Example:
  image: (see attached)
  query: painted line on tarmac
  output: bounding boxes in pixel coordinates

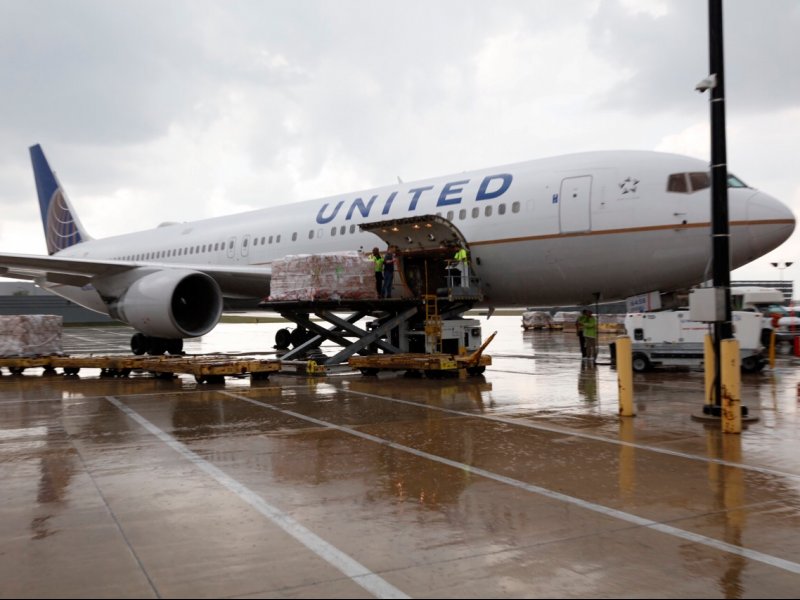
[339,387,800,482]
[223,390,800,577]
[105,395,410,600]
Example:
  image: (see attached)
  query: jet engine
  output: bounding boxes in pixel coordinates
[109,269,223,338]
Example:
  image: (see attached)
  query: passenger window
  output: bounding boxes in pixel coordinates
[292,232,298,241]
[260,236,265,245]
[458,209,466,220]
[472,207,479,218]
[485,206,492,217]
[499,204,506,215]
[268,235,273,244]
[276,235,281,243]
[349,225,356,234]
[331,227,337,236]
[512,201,520,213]
[667,173,689,193]
[446,210,454,221]
[340,226,346,235]
[308,230,314,239]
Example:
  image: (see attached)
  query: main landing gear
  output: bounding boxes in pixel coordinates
[130,333,184,356]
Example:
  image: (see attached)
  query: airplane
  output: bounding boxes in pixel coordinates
[0,144,794,355]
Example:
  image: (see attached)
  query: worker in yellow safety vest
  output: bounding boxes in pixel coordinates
[369,247,384,297]
[453,245,469,287]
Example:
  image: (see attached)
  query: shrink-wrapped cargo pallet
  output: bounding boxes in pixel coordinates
[269,252,377,301]
[0,315,63,357]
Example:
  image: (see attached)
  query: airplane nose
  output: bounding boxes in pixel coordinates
[745,190,796,254]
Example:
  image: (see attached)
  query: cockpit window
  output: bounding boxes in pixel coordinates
[668,171,749,194]
[667,173,688,193]
[727,173,748,188]
[688,172,710,192]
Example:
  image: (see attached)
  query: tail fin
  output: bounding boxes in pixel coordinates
[29,144,92,255]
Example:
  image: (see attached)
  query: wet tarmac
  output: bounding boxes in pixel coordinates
[1,316,799,599]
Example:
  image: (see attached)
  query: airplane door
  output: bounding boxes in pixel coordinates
[559,176,592,233]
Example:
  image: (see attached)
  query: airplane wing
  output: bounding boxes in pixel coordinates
[0,252,271,296]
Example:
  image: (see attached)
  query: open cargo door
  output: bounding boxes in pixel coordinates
[359,214,468,254]
[360,215,478,298]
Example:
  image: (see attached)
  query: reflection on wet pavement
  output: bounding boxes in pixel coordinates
[1,318,799,598]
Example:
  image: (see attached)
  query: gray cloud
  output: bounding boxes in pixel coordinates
[0,0,797,288]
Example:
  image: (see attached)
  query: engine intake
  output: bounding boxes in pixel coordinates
[110,270,223,338]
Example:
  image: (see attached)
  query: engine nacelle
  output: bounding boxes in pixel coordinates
[109,270,223,338]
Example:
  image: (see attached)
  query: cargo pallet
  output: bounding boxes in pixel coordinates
[0,354,280,384]
[348,352,492,377]
[348,331,495,377]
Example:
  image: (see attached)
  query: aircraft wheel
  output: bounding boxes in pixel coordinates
[632,353,651,373]
[290,328,308,348]
[148,337,167,355]
[64,367,80,376]
[275,328,291,349]
[467,365,486,376]
[131,333,148,355]
[166,338,184,355]
[360,368,379,376]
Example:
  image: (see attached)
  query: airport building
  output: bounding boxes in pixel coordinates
[0,281,115,324]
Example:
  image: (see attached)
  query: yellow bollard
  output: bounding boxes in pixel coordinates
[769,330,776,370]
[721,338,741,434]
[616,336,635,417]
[704,334,715,406]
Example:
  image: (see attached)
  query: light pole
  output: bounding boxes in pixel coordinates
[770,261,793,283]
[770,261,793,303]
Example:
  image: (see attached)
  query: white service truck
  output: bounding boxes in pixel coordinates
[624,310,769,372]
[730,286,785,312]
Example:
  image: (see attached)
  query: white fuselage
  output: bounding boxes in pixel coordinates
[47,150,795,311]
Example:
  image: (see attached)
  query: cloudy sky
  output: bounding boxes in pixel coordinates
[1,0,798,295]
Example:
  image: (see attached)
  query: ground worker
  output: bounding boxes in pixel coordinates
[453,244,469,287]
[369,247,384,297]
[582,309,599,364]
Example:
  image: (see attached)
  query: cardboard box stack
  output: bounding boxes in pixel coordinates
[269,252,377,301]
[0,315,63,357]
